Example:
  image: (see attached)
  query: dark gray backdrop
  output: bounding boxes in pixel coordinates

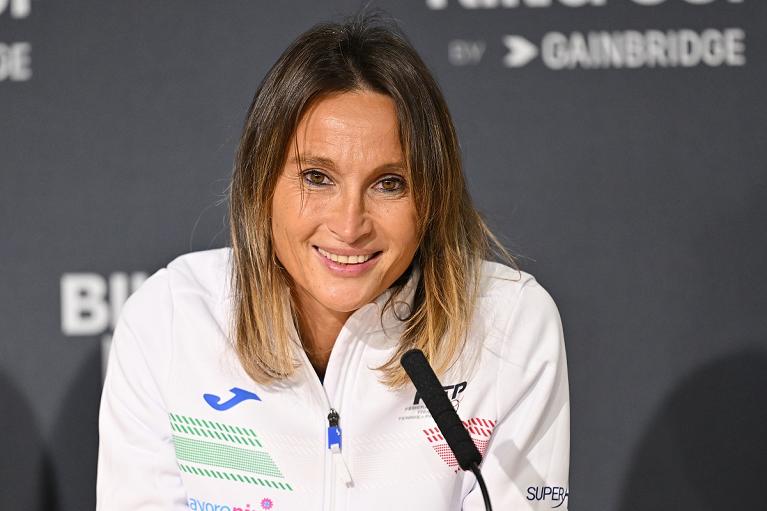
[2,0,765,509]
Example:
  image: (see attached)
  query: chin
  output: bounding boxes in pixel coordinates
[319,288,377,313]
[323,297,370,313]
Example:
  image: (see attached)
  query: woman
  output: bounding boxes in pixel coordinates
[97,14,569,511]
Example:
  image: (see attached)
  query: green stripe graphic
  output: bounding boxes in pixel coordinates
[172,435,283,478]
[169,413,262,447]
[177,463,293,491]
[168,412,293,490]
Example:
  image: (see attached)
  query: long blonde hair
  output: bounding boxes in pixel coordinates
[228,14,514,388]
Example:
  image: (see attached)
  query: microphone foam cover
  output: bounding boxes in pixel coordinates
[401,349,482,470]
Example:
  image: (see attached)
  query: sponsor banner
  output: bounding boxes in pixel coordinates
[0,42,31,81]
[506,28,746,69]
[428,0,744,10]
[434,0,748,70]
[0,0,30,18]
[1,0,32,81]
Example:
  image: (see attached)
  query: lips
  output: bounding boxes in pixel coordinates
[315,246,382,265]
[312,246,383,278]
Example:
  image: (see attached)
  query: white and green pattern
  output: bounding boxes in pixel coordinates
[169,413,293,491]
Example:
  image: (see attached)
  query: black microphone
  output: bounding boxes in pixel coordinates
[401,349,493,510]
[400,348,482,470]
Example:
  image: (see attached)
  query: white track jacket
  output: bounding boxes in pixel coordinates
[97,248,569,510]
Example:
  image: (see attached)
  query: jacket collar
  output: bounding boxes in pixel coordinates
[346,264,421,334]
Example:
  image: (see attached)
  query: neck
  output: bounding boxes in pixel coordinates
[292,290,352,377]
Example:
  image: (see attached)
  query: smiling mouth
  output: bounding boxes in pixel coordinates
[315,246,382,265]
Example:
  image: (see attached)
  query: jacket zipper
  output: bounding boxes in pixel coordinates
[295,346,353,510]
[326,408,343,510]
[322,404,352,511]
[293,311,369,509]
[327,408,352,484]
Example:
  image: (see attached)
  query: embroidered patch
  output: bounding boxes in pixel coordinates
[169,413,293,491]
[422,417,496,471]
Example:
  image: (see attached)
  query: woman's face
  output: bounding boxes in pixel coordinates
[271,90,419,317]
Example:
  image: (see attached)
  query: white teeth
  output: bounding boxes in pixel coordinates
[317,247,374,265]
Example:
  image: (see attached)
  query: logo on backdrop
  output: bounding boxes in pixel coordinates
[0,0,30,18]
[0,0,32,82]
[60,272,149,376]
[428,0,743,9]
[504,29,745,69]
[204,387,262,411]
[433,0,748,70]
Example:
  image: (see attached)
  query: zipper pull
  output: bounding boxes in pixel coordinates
[327,408,353,485]
[327,408,342,451]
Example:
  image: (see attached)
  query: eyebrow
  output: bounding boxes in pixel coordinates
[289,154,406,174]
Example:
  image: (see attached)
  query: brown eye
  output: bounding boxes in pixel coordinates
[376,176,405,193]
[303,170,330,186]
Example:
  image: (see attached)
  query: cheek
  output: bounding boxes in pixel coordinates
[270,217,288,265]
[271,200,301,264]
[272,214,307,260]
[378,202,419,255]
[271,185,317,247]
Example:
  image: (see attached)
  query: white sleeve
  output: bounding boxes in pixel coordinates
[96,269,188,510]
[463,280,570,510]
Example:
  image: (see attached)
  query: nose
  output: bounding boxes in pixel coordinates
[325,188,372,244]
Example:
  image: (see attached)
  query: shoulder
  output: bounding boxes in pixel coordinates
[475,260,564,364]
[477,260,559,317]
[119,247,232,330]
[109,248,233,381]
[165,247,232,298]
